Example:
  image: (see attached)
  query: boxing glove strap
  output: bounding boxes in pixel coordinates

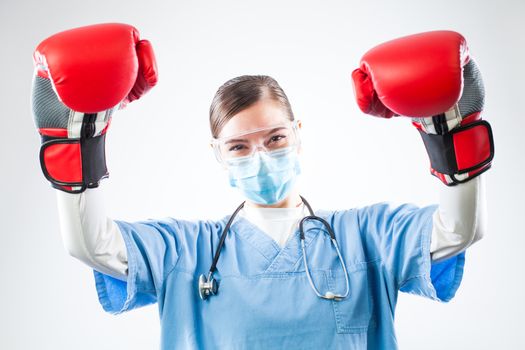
[418,120,494,176]
[39,133,108,193]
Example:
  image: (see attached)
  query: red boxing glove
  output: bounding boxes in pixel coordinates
[32,23,158,192]
[351,31,494,185]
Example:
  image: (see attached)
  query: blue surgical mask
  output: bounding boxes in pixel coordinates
[227,146,301,205]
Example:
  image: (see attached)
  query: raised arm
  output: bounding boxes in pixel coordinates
[31,23,158,279]
[351,31,494,260]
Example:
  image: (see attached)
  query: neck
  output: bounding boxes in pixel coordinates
[246,189,302,209]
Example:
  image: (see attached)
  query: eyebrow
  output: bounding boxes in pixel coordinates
[223,127,287,145]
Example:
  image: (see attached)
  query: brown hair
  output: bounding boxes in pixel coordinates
[209,75,295,138]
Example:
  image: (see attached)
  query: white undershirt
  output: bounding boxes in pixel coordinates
[240,204,308,248]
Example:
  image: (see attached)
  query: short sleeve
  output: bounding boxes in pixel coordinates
[93,218,181,315]
[358,202,465,302]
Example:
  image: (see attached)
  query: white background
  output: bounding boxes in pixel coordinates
[1,0,524,349]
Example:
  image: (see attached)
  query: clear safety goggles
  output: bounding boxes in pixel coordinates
[211,120,301,165]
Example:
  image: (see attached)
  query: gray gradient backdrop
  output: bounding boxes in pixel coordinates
[1,0,523,349]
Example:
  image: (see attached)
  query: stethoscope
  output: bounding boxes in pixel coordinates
[198,196,350,301]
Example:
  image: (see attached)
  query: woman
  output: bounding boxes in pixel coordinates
[33,24,491,349]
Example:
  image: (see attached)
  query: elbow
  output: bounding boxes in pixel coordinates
[469,214,486,246]
[431,216,485,263]
[472,230,484,244]
[466,195,488,248]
[452,216,484,250]
[430,209,480,262]
[63,243,79,259]
[448,228,477,252]
[443,219,485,253]
[60,232,96,264]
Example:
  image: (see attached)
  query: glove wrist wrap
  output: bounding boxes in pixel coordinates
[417,118,494,185]
[39,124,109,193]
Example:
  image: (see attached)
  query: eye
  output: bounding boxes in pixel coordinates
[228,144,248,152]
[268,134,286,144]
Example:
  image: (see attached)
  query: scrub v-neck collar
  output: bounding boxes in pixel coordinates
[229,210,332,274]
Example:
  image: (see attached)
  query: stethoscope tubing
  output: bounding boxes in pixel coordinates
[208,201,245,275]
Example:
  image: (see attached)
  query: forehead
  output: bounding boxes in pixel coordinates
[218,99,290,139]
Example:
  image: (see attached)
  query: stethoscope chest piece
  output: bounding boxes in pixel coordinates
[199,273,218,300]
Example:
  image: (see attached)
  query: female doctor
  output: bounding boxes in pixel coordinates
[32,24,493,349]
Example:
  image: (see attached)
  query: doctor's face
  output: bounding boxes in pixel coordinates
[215,98,302,208]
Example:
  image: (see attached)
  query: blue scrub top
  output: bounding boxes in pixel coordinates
[93,202,465,350]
